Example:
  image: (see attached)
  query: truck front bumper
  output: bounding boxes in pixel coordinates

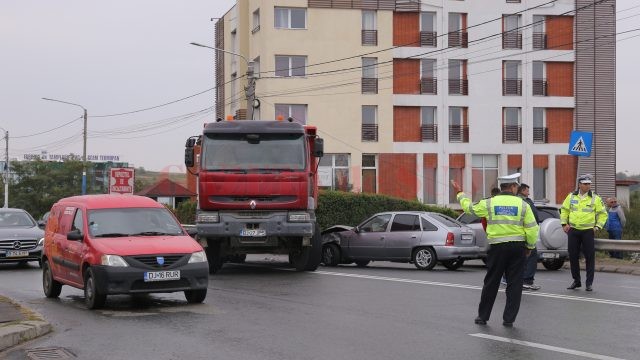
[197,211,314,239]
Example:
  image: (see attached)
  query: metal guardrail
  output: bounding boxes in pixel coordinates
[594,239,640,252]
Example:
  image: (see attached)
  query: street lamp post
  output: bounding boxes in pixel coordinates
[42,98,88,195]
[190,42,257,120]
[0,127,8,208]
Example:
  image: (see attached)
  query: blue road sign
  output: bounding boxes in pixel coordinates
[568,131,592,156]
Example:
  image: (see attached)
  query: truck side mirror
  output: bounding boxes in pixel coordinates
[313,138,324,158]
[185,147,195,168]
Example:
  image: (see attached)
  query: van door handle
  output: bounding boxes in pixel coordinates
[411,235,417,238]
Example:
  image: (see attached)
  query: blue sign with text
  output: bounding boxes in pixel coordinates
[568,131,592,156]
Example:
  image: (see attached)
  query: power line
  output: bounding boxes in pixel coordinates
[11,116,82,139]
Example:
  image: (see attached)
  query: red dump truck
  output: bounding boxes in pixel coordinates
[184,119,324,273]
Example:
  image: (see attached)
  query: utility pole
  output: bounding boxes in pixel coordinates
[2,130,8,208]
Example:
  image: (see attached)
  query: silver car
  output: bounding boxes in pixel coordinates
[321,211,481,270]
[0,208,45,267]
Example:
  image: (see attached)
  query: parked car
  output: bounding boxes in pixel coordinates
[0,208,44,267]
[456,203,568,270]
[321,211,481,270]
[41,195,210,309]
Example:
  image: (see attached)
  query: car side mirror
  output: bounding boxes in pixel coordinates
[67,229,83,241]
[313,138,324,158]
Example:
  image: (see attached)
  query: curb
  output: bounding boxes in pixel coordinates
[561,263,640,276]
[0,296,52,352]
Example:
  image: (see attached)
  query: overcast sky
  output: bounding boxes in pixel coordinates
[1,0,638,174]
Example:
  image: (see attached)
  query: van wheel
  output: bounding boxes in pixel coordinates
[184,289,207,303]
[84,268,106,309]
[441,259,465,271]
[413,247,437,270]
[42,260,62,298]
[542,258,565,271]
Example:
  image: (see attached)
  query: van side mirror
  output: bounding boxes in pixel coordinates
[313,137,324,158]
[67,229,83,241]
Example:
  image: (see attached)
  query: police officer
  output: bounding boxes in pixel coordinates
[452,173,538,327]
[561,174,608,291]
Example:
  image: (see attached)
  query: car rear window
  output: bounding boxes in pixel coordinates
[537,207,560,221]
[457,213,481,224]
[429,213,462,228]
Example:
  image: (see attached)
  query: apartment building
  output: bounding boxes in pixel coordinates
[213,0,615,207]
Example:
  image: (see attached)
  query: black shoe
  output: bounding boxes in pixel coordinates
[586,285,593,291]
[474,317,487,325]
[567,281,582,290]
[503,321,513,327]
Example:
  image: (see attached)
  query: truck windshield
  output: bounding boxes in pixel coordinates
[202,133,306,171]
[87,208,184,238]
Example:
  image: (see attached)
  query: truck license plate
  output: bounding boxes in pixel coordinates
[240,229,266,237]
[6,250,29,258]
[144,270,180,282]
[541,253,559,259]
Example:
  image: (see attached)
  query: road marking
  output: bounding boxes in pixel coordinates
[469,333,626,360]
[313,270,640,308]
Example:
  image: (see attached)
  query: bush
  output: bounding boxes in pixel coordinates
[175,200,196,224]
[316,190,457,230]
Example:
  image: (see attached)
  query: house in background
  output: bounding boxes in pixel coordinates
[136,178,195,208]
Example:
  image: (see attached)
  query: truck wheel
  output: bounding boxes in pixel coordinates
[205,241,223,274]
[42,260,62,298]
[291,224,322,272]
[184,289,207,303]
[84,268,106,309]
[542,257,565,271]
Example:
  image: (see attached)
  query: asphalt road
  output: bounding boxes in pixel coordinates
[1,257,639,360]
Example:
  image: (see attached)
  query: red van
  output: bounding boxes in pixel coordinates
[41,195,209,309]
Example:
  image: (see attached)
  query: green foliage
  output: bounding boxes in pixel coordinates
[316,190,457,230]
[175,200,196,224]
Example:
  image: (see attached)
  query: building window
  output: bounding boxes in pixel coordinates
[420,12,437,47]
[503,107,522,143]
[471,155,499,202]
[421,106,437,142]
[230,73,238,115]
[423,166,437,204]
[362,154,377,193]
[275,55,306,77]
[319,154,350,191]
[448,13,468,48]
[275,104,307,124]
[274,7,306,29]
[448,59,468,95]
[502,14,522,49]
[420,59,437,94]
[449,168,463,204]
[503,61,522,96]
[252,9,260,33]
[362,57,378,94]
[533,108,548,143]
[532,15,547,49]
[449,107,468,142]
[361,106,378,142]
[532,61,547,96]
[362,10,377,46]
[533,167,548,201]
[253,56,260,79]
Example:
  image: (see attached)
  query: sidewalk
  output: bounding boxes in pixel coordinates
[0,295,51,352]
[562,256,640,276]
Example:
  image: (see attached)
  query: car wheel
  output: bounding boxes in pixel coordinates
[354,260,370,267]
[322,243,340,267]
[42,260,62,298]
[413,247,437,270]
[441,259,465,271]
[542,257,565,271]
[184,289,207,303]
[84,268,106,310]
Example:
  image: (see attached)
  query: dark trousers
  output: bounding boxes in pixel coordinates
[478,241,526,323]
[523,248,538,284]
[608,230,623,259]
[568,228,595,286]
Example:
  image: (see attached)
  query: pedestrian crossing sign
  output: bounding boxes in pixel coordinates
[568,131,592,156]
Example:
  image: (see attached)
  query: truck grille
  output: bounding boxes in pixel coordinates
[0,239,38,250]
[211,195,297,203]
[126,254,187,269]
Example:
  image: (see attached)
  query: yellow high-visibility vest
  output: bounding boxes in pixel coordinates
[560,191,607,230]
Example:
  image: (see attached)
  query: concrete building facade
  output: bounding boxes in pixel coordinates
[213,0,616,207]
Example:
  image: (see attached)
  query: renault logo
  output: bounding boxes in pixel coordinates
[249,200,257,210]
[13,241,21,250]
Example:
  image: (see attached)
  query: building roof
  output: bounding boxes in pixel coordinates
[616,179,640,186]
[136,178,195,197]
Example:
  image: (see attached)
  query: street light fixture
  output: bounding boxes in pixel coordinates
[41,98,88,195]
[190,42,257,120]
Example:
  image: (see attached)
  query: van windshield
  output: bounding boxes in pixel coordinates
[87,208,183,238]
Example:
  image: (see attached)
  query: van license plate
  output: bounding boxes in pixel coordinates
[144,270,180,282]
[6,250,29,258]
[240,229,266,237]
[541,253,559,259]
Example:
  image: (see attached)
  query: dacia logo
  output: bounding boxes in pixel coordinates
[249,200,257,210]
[157,256,165,265]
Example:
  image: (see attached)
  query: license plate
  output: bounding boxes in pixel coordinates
[6,250,29,258]
[461,234,473,244]
[144,270,180,282]
[541,253,559,259]
[240,229,266,237]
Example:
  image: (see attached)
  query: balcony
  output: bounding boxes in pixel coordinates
[448,79,468,95]
[420,77,437,94]
[361,77,378,94]
[532,79,548,96]
[361,124,378,142]
[420,31,437,47]
[503,78,522,96]
[533,127,548,143]
[362,30,378,46]
[449,124,469,143]
[448,31,468,48]
[421,124,438,142]
[502,31,522,49]
[502,125,522,143]
[533,32,547,49]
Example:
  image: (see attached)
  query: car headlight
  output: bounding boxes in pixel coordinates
[288,212,310,222]
[37,238,44,247]
[101,254,129,267]
[188,250,207,263]
[197,211,219,223]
